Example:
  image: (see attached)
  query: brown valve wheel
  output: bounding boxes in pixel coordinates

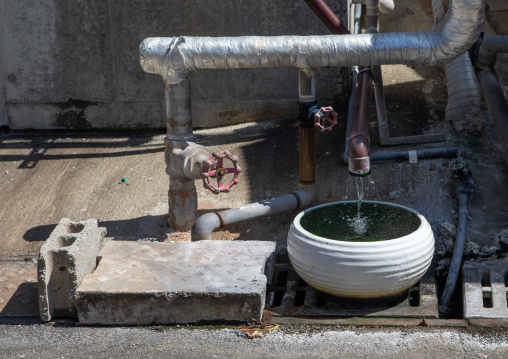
[314,106,338,132]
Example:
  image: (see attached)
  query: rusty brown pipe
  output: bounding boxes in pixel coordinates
[299,121,316,185]
[304,0,349,35]
[348,67,373,176]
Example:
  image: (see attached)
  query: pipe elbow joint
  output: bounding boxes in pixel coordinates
[295,184,317,209]
[191,213,221,241]
[140,37,188,84]
[348,135,371,176]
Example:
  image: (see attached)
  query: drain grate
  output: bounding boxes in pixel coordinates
[266,262,438,318]
[463,260,508,319]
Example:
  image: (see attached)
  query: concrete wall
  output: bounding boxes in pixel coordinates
[0,0,348,130]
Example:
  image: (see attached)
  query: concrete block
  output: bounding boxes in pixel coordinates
[463,260,508,319]
[75,240,276,325]
[38,218,107,322]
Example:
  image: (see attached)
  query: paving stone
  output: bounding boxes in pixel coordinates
[75,240,276,325]
[38,218,107,321]
[0,260,38,317]
[463,260,508,319]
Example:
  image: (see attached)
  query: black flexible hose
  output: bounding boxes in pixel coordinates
[439,167,473,315]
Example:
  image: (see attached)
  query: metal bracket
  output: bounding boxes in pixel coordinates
[372,65,446,146]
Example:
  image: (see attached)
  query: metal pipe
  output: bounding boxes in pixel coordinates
[439,167,473,315]
[348,67,373,176]
[191,186,316,241]
[343,4,363,164]
[299,121,316,185]
[304,0,349,35]
[432,0,481,129]
[140,0,485,85]
[477,68,508,166]
[348,0,377,177]
[298,70,316,103]
[478,34,508,68]
[165,80,193,140]
[370,147,463,162]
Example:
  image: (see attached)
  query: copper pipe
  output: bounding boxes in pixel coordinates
[304,0,349,35]
[348,67,373,176]
[299,121,316,185]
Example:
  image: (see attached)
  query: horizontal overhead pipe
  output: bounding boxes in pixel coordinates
[140,0,485,84]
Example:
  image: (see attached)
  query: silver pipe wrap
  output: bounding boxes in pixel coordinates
[140,0,485,84]
[433,0,481,125]
[444,53,481,124]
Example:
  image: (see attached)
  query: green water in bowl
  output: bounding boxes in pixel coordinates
[300,202,421,242]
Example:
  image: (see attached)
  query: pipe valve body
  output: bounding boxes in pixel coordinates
[201,150,241,194]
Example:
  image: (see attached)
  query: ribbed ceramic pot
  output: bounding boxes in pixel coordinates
[287,201,434,299]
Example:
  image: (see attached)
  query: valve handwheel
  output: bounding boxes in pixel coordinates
[314,106,338,132]
[201,150,241,194]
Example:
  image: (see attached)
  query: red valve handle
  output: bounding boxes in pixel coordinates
[314,106,338,132]
[201,150,241,194]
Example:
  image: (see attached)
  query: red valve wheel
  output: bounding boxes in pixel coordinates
[201,150,241,194]
[314,106,338,132]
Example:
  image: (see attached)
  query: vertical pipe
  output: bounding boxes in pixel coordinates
[165,80,193,140]
[478,68,508,166]
[165,79,197,230]
[168,177,198,231]
[299,121,316,185]
[298,70,316,103]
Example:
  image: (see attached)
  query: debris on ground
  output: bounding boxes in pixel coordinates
[117,177,128,184]
[239,319,280,339]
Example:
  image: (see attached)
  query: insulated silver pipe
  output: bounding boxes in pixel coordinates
[140,0,485,85]
[432,0,481,129]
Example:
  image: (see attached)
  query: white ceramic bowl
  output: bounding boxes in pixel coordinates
[287,201,434,299]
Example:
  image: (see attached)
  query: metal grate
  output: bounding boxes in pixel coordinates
[463,260,508,319]
[266,262,439,318]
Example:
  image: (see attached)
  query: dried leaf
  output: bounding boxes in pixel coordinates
[244,330,265,339]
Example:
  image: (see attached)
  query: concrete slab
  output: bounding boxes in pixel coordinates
[38,218,107,321]
[463,260,508,319]
[75,240,276,325]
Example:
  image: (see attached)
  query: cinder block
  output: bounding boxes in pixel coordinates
[463,260,508,319]
[75,240,276,325]
[37,218,107,321]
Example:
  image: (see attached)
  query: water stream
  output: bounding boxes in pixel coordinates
[350,175,375,236]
